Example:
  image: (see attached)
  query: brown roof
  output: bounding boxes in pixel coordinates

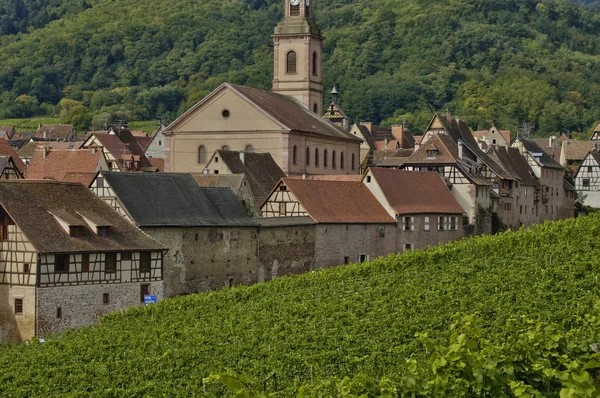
[0,138,26,174]
[405,133,458,164]
[63,172,99,187]
[35,124,75,140]
[0,180,165,253]
[192,174,246,193]
[413,135,423,144]
[518,139,564,170]
[0,126,15,139]
[218,150,286,205]
[286,174,364,182]
[282,178,395,224]
[134,136,151,149]
[487,146,539,186]
[87,131,152,170]
[369,168,464,215]
[228,84,361,143]
[562,141,596,161]
[148,158,164,172]
[17,141,77,159]
[26,149,102,181]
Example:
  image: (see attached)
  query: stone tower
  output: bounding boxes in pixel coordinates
[272,0,324,114]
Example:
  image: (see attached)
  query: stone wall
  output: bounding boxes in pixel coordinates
[258,224,316,282]
[36,281,163,338]
[397,214,464,252]
[314,224,396,268]
[0,285,35,343]
[144,226,259,297]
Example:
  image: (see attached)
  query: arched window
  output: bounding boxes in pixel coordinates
[198,145,206,163]
[332,151,336,169]
[221,145,230,151]
[315,148,319,167]
[340,152,345,169]
[245,145,255,153]
[324,149,328,168]
[306,147,310,166]
[351,153,356,170]
[293,145,297,165]
[286,51,297,74]
[313,103,318,114]
[312,52,318,76]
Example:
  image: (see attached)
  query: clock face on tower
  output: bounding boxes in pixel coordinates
[290,0,300,5]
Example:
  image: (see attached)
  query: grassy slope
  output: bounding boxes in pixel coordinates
[0,215,599,396]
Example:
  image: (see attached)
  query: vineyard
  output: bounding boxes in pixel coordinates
[1,215,600,396]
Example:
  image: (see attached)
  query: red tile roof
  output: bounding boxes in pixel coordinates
[286,174,363,181]
[148,158,164,172]
[26,149,102,182]
[282,178,395,224]
[0,138,26,174]
[63,172,98,186]
[369,168,464,215]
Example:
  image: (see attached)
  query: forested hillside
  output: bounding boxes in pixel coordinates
[1,215,600,396]
[2,0,600,134]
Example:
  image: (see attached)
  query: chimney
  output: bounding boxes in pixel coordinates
[457,141,463,160]
[560,140,568,167]
[384,138,388,147]
[91,147,96,155]
[42,146,48,159]
[360,122,373,133]
[239,152,245,165]
[549,136,556,147]
[391,125,404,147]
[302,173,307,180]
[202,168,209,175]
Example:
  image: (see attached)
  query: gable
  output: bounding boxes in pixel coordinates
[169,87,286,133]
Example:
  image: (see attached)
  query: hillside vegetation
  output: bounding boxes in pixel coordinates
[2,0,600,134]
[1,215,600,396]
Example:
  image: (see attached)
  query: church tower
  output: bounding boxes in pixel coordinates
[272,0,324,115]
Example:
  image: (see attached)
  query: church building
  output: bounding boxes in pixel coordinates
[163,0,361,175]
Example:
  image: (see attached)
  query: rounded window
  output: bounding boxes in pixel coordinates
[221,109,231,119]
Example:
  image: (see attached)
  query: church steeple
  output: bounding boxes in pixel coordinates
[272,0,324,114]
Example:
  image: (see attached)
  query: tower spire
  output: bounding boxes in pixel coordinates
[331,86,338,104]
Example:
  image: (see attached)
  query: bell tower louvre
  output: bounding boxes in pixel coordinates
[272,0,324,115]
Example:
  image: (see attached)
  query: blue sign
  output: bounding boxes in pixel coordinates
[144,295,157,306]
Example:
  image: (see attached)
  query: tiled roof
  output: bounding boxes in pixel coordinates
[0,180,165,253]
[217,150,286,205]
[562,141,596,161]
[282,178,395,224]
[285,174,364,181]
[487,146,539,186]
[134,136,151,149]
[229,84,361,142]
[34,124,75,140]
[26,149,102,181]
[148,158,164,172]
[101,172,257,227]
[17,141,76,159]
[405,133,458,164]
[88,131,152,170]
[518,139,564,170]
[63,172,99,187]
[192,174,245,193]
[0,138,26,174]
[369,168,464,215]
[356,124,376,149]
[0,126,15,139]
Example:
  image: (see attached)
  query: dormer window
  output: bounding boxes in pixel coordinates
[97,226,110,237]
[426,150,437,159]
[69,226,85,237]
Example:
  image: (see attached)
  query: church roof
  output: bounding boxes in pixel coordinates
[229,84,361,142]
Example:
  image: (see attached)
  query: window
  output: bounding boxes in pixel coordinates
[197,145,206,163]
[55,254,70,273]
[97,176,104,188]
[366,176,372,183]
[228,278,234,287]
[290,3,300,16]
[324,149,328,168]
[358,254,368,263]
[214,170,219,175]
[82,254,90,272]
[105,253,116,273]
[340,152,345,169]
[245,145,255,153]
[306,147,310,166]
[97,226,110,237]
[103,293,110,305]
[344,256,350,265]
[279,202,286,216]
[426,150,437,159]
[403,216,413,231]
[332,151,336,169]
[438,216,445,231]
[503,203,511,211]
[293,145,297,165]
[140,252,151,273]
[351,153,356,170]
[315,148,319,167]
[0,225,7,242]
[214,157,219,163]
[312,51,318,76]
[221,145,230,151]
[14,298,23,314]
[378,226,385,238]
[450,216,457,231]
[424,216,430,231]
[221,109,230,119]
[141,284,150,303]
[56,307,62,319]
[313,104,318,114]
[286,51,297,74]
[23,263,30,273]
[404,244,413,252]
[121,252,132,261]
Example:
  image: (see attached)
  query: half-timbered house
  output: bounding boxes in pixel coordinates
[80,128,153,172]
[574,150,600,208]
[0,180,166,343]
[261,178,396,268]
[25,148,108,184]
[362,168,465,252]
[90,172,259,297]
[0,156,24,180]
